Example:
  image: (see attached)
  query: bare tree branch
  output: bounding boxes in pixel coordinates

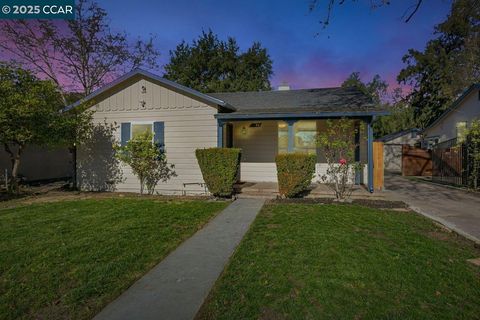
[0,0,160,99]
[309,0,425,29]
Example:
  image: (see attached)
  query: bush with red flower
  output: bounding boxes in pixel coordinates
[317,118,365,200]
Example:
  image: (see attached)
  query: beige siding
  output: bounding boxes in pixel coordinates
[77,76,217,195]
[232,120,278,162]
[424,89,480,142]
[240,163,277,182]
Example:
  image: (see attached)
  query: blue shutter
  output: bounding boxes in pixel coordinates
[154,121,165,151]
[121,123,131,146]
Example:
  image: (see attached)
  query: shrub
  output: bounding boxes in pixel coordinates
[276,153,316,198]
[317,118,364,200]
[116,131,176,195]
[195,148,241,197]
[466,120,480,190]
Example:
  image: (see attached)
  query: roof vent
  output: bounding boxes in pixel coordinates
[278,82,290,91]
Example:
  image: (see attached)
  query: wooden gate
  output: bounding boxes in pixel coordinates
[373,142,384,190]
[402,145,432,176]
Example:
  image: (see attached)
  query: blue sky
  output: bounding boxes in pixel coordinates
[103,0,451,90]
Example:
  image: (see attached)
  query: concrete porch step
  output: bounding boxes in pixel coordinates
[235,182,386,200]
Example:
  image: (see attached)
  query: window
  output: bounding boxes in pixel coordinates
[131,123,153,139]
[277,120,317,155]
[294,121,317,154]
[278,122,288,154]
[456,121,467,142]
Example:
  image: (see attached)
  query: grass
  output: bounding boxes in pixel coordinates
[198,203,480,320]
[0,198,227,320]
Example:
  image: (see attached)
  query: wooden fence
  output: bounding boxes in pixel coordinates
[402,145,432,176]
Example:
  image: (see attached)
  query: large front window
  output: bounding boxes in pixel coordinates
[278,120,317,154]
[293,121,317,154]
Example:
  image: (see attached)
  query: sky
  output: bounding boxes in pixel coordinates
[100,0,451,92]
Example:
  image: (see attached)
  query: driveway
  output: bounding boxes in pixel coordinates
[385,174,480,243]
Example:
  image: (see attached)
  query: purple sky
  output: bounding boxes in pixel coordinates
[100,0,451,91]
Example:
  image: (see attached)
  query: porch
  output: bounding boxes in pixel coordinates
[210,87,389,193]
[217,118,375,192]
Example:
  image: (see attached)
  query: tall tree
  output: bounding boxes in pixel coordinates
[341,72,388,104]
[164,30,272,93]
[0,0,158,188]
[397,0,480,128]
[0,64,92,192]
[342,72,416,138]
[0,0,159,102]
[372,88,417,138]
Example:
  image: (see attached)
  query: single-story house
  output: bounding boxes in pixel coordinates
[377,128,421,173]
[67,69,387,195]
[423,83,480,147]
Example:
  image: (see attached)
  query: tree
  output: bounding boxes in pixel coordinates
[0,63,92,192]
[341,72,388,104]
[164,30,273,93]
[309,0,425,28]
[317,118,364,200]
[397,0,480,128]
[372,88,416,138]
[0,0,160,101]
[341,72,416,138]
[466,120,480,190]
[116,131,176,195]
[0,0,159,188]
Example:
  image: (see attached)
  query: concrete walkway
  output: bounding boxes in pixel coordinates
[385,174,480,243]
[94,198,265,320]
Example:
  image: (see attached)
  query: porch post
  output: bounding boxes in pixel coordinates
[367,118,374,193]
[287,120,296,153]
[217,120,224,148]
[354,121,361,185]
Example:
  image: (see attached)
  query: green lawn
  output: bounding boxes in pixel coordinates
[198,203,480,320]
[0,198,227,320]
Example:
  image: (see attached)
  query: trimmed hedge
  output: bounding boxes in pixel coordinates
[195,148,242,197]
[276,153,316,198]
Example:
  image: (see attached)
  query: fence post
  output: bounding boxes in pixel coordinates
[373,142,384,190]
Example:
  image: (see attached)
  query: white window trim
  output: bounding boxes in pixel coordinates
[130,121,154,142]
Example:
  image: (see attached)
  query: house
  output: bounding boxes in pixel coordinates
[377,128,421,173]
[423,83,480,146]
[67,69,387,195]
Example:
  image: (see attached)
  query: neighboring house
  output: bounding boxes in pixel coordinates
[423,83,480,147]
[0,146,72,182]
[377,128,421,173]
[67,69,387,195]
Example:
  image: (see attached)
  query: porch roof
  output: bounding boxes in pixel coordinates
[211,87,389,120]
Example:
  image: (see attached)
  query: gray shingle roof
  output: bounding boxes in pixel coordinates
[210,87,385,116]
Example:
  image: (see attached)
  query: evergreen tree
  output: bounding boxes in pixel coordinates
[397,0,480,128]
[164,30,273,93]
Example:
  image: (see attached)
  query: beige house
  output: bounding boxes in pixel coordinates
[423,83,480,146]
[68,69,387,195]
